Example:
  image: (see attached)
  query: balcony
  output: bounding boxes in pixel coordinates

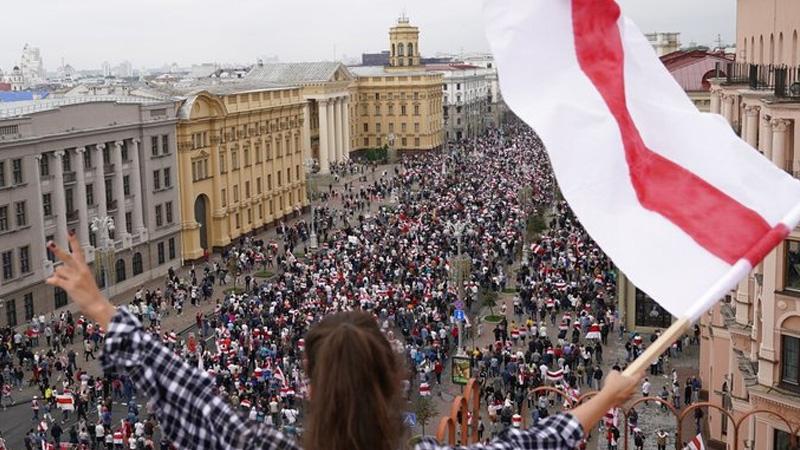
[63,172,76,184]
[720,62,800,100]
[107,199,118,211]
[66,210,79,223]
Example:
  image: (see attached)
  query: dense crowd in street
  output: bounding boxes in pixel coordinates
[0,122,700,450]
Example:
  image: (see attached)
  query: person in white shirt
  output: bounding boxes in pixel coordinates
[641,378,652,405]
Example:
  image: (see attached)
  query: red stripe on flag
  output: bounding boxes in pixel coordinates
[570,0,783,266]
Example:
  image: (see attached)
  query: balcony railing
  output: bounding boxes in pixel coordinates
[720,62,800,99]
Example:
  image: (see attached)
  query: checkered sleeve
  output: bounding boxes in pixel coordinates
[101,307,299,450]
[415,413,584,450]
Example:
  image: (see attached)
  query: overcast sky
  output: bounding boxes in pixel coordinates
[1,0,734,71]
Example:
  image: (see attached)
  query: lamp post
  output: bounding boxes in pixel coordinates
[90,216,115,293]
[518,186,533,263]
[446,221,470,356]
[386,133,397,164]
[303,159,318,249]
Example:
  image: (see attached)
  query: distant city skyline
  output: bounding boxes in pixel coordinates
[1,0,735,72]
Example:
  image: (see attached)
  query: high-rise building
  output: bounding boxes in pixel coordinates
[427,64,491,142]
[702,1,800,448]
[20,44,45,86]
[645,32,681,56]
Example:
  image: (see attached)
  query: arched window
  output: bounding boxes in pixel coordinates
[398,43,405,57]
[391,43,395,58]
[751,37,755,64]
[779,316,800,390]
[770,33,775,64]
[759,35,765,65]
[779,32,785,65]
[407,43,414,56]
[132,252,143,276]
[793,31,798,66]
[115,258,126,283]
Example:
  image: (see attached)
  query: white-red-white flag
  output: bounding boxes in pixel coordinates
[55,394,74,411]
[484,0,800,320]
[683,433,706,450]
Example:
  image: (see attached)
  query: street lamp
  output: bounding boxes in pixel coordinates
[446,221,469,356]
[90,216,115,291]
[303,159,319,249]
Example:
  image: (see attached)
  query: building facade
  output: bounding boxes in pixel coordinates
[349,16,445,154]
[702,1,800,448]
[173,84,308,260]
[646,32,681,56]
[429,64,491,142]
[245,62,354,174]
[661,50,735,112]
[20,44,45,87]
[0,97,182,327]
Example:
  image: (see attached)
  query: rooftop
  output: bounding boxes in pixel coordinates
[245,62,349,84]
[348,65,431,77]
[0,95,167,119]
[161,80,296,97]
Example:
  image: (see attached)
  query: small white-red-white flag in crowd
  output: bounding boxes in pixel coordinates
[55,394,74,411]
[419,382,431,397]
[484,0,800,320]
[546,369,564,382]
[683,433,706,450]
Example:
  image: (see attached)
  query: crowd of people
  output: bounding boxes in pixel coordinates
[0,121,700,450]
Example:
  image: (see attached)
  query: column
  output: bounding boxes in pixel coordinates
[759,114,773,160]
[343,96,351,161]
[335,97,345,163]
[710,89,721,115]
[771,118,790,171]
[74,148,90,246]
[33,155,49,266]
[52,151,68,246]
[720,95,731,124]
[744,106,759,148]
[326,99,336,167]
[318,99,330,174]
[302,103,312,161]
[95,144,108,221]
[112,141,127,237]
[129,139,145,235]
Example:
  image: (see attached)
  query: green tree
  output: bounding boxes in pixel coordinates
[226,256,241,289]
[413,395,437,436]
[481,288,499,316]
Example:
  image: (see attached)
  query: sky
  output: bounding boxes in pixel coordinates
[0,0,735,71]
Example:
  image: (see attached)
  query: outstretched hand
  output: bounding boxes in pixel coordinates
[45,231,116,328]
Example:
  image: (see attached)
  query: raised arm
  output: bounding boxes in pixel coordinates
[45,232,294,450]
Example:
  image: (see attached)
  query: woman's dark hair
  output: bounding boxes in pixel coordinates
[304,311,407,450]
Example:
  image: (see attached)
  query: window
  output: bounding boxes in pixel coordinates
[363,123,369,132]
[232,150,239,169]
[86,184,94,206]
[105,179,113,207]
[0,162,6,188]
[157,242,165,264]
[363,137,369,147]
[120,144,128,162]
[89,229,96,248]
[257,177,262,194]
[245,181,251,199]
[12,158,23,184]
[389,123,395,133]
[457,83,462,90]
[376,123,382,133]
[782,334,800,389]
[163,168,171,188]
[15,201,26,227]
[235,213,240,229]
[287,168,291,183]
[244,148,250,166]
[168,238,176,259]
[5,299,16,327]
[233,185,239,202]
[277,172,282,187]
[774,429,800,450]
[0,206,8,231]
[153,170,161,190]
[219,152,227,173]
[267,175,272,190]
[401,137,407,147]
[2,250,13,280]
[23,293,33,320]
[125,212,132,233]
[634,288,672,328]
[785,241,800,291]
[54,287,68,309]
[46,234,55,262]
[414,105,420,116]
[115,259,126,282]
[258,204,263,219]
[102,146,110,165]
[221,188,227,207]
[42,193,52,217]
[414,138,420,147]
[19,246,29,274]
[414,123,420,133]
[65,188,74,214]
[165,201,173,224]
[161,135,169,154]
[123,175,131,196]
[83,149,92,169]
[401,123,407,133]
[40,155,50,177]
[155,205,163,227]
[401,105,407,116]
[247,208,252,224]
[132,252,143,275]
[151,136,159,156]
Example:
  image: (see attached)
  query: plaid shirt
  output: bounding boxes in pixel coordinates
[102,308,584,450]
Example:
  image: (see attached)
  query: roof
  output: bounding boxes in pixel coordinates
[0,91,50,103]
[659,50,734,92]
[245,62,351,84]
[0,95,167,119]
[348,65,432,77]
[165,81,295,96]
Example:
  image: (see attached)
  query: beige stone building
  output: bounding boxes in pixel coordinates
[701,1,800,448]
[349,16,445,154]
[172,83,308,260]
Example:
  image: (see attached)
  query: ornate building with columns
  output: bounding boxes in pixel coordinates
[700,0,800,448]
[349,15,445,154]
[244,62,354,174]
[0,97,181,327]
[171,83,308,260]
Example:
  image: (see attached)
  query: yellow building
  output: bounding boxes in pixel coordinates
[349,15,444,154]
[174,83,308,260]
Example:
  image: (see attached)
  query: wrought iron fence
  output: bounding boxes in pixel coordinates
[720,62,800,99]
[434,380,800,450]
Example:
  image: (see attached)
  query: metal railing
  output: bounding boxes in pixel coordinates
[720,62,800,99]
[0,95,164,119]
[434,379,800,449]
